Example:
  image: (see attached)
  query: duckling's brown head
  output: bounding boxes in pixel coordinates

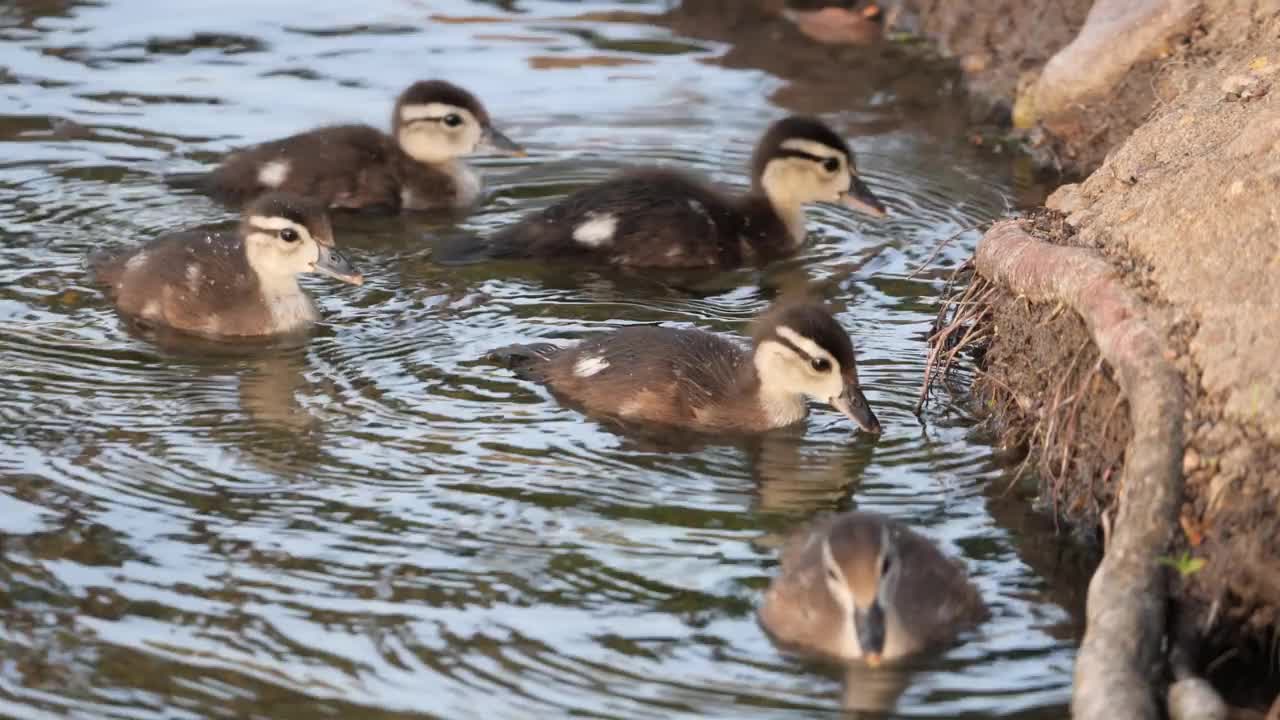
[751,302,880,433]
[822,514,902,663]
[240,193,362,286]
[751,115,887,219]
[392,80,524,164]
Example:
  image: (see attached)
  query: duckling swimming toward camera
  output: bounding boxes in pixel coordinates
[490,301,880,434]
[759,511,986,666]
[470,115,885,268]
[90,192,363,339]
[202,80,524,212]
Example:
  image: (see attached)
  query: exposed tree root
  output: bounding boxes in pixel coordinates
[969,221,1186,720]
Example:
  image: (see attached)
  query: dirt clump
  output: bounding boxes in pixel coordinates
[906,0,1095,122]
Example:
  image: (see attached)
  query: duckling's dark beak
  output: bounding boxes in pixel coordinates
[479,126,526,157]
[832,383,881,434]
[841,175,888,218]
[855,601,886,665]
[313,244,364,286]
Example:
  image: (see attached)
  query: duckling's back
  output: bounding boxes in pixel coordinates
[90,232,266,335]
[483,168,755,268]
[204,125,404,210]
[492,326,756,429]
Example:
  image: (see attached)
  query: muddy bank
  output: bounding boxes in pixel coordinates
[918,0,1280,713]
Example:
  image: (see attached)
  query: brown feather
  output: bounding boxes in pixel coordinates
[483,168,789,268]
[525,326,766,431]
[204,124,458,212]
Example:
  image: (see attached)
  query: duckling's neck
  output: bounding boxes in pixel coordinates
[748,352,809,429]
[752,179,808,247]
[399,154,481,209]
[254,270,318,333]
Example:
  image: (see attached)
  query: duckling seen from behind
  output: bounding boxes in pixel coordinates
[489,301,881,435]
[202,80,524,212]
[91,192,363,339]
[469,115,886,268]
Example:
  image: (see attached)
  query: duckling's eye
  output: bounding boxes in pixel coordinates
[880,556,893,576]
[822,157,840,173]
[811,357,832,373]
[827,568,840,582]
[442,114,463,128]
[279,228,299,243]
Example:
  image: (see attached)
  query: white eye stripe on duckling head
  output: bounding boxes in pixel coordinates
[124,251,149,272]
[573,355,610,377]
[572,214,617,248]
[400,103,474,126]
[257,160,290,188]
[775,326,840,371]
[247,216,312,242]
[780,138,849,170]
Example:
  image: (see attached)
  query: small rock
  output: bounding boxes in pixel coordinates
[961,52,992,74]
[1222,73,1270,101]
[1168,675,1227,720]
[1183,448,1201,473]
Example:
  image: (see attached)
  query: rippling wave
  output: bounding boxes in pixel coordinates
[0,1,1082,717]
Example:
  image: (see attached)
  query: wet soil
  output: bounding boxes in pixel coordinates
[907,0,1095,124]
[970,217,1132,542]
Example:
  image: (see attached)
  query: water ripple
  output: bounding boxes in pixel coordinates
[0,1,1080,718]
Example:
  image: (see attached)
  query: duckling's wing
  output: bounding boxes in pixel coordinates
[485,170,739,266]
[892,526,987,643]
[95,231,255,319]
[539,326,749,423]
[87,231,208,295]
[205,125,401,211]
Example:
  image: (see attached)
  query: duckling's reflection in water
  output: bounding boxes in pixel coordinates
[840,662,913,716]
[233,350,334,475]
[121,322,326,471]
[749,429,876,514]
[238,352,318,433]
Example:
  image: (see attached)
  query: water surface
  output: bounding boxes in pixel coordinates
[0,2,1087,717]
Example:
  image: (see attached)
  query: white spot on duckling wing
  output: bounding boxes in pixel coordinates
[687,199,713,224]
[185,264,203,291]
[572,214,617,248]
[124,252,149,272]
[573,355,610,377]
[257,159,290,188]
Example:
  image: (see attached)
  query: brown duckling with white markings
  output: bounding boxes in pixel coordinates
[759,512,986,666]
[202,80,524,212]
[91,192,363,339]
[473,115,885,268]
[489,301,880,434]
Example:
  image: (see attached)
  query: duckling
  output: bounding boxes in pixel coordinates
[202,80,524,212]
[489,301,880,434]
[90,192,363,339]
[471,115,885,268]
[759,511,987,666]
